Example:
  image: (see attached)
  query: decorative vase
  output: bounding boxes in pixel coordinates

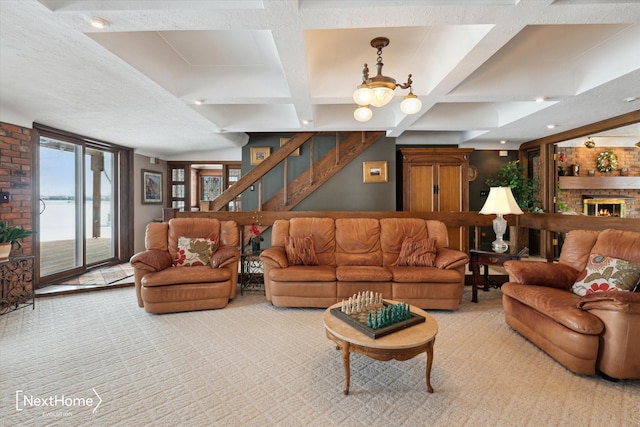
[251,239,260,253]
[0,243,11,260]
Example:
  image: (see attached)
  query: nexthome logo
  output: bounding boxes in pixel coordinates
[15,388,102,416]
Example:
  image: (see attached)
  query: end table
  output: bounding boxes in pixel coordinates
[240,251,264,295]
[470,248,525,303]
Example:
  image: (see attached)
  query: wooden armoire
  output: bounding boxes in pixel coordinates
[401,148,473,251]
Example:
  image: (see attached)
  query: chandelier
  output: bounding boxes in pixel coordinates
[353,37,422,122]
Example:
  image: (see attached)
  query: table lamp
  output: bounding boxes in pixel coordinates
[479,187,523,253]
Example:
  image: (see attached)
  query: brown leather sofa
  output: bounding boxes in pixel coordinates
[130,218,240,314]
[502,229,640,379]
[259,217,469,309]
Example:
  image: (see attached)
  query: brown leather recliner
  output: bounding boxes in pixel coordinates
[130,218,240,314]
[502,229,640,380]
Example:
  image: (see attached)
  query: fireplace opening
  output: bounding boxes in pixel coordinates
[582,196,628,217]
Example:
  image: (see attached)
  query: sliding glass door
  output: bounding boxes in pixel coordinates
[38,136,117,282]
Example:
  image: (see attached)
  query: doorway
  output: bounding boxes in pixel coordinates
[37,135,118,283]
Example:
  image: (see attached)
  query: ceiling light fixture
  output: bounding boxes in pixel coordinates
[353,37,421,122]
[535,97,545,103]
[89,17,109,29]
[583,136,596,148]
[547,124,556,129]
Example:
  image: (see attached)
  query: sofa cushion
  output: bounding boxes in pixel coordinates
[397,237,437,267]
[269,265,336,282]
[388,266,462,283]
[336,266,392,282]
[501,282,603,335]
[335,218,382,266]
[142,265,231,287]
[285,235,318,265]
[173,237,216,266]
[571,254,640,296]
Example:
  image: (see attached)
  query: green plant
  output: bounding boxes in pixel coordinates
[0,220,33,249]
[485,160,540,210]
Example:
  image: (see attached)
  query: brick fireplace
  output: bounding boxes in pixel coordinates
[557,146,640,218]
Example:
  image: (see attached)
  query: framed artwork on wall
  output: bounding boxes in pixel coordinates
[280,137,300,156]
[363,161,388,183]
[250,147,271,165]
[202,175,222,201]
[142,169,163,204]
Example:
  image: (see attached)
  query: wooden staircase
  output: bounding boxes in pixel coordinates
[210,131,386,213]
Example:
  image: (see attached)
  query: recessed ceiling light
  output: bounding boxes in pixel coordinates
[89,17,109,29]
[194,99,204,105]
[535,97,545,103]
[302,119,313,125]
[500,140,507,144]
[547,124,556,129]
[624,96,638,102]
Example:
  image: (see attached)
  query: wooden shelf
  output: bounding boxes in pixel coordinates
[559,176,640,190]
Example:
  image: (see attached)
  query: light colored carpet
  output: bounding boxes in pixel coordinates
[1,287,638,426]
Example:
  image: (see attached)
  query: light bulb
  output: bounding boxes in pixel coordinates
[354,106,373,122]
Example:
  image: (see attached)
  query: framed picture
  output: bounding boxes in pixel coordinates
[250,147,271,165]
[280,137,300,156]
[363,161,388,183]
[142,169,163,204]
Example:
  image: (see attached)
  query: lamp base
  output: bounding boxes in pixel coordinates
[492,214,508,253]
[491,238,508,254]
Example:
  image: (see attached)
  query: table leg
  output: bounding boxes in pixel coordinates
[342,341,351,395]
[483,264,490,291]
[425,339,435,393]
[472,263,479,303]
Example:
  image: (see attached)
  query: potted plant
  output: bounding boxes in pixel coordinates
[485,160,540,210]
[248,223,263,253]
[0,220,33,260]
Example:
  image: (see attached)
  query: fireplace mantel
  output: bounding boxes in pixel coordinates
[559,176,640,190]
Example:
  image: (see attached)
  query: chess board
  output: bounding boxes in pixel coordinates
[330,302,425,339]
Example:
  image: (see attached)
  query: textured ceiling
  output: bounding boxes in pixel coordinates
[1,0,639,158]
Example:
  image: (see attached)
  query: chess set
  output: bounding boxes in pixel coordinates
[330,291,425,339]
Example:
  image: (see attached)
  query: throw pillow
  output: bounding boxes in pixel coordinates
[174,237,216,266]
[571,253,640,296]
[397,237,437,267]
[284,235,318,266]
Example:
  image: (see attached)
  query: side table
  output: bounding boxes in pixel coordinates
[470,248,525,303]
[240,251,264,295]
[1,255,35,315]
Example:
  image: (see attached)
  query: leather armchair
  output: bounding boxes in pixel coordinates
[130,218,240,314]
[502,229,640,379]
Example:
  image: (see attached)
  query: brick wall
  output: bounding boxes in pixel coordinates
[558,146,640,218]
[0,122,33,255]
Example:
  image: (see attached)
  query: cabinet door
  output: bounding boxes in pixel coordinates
[407,164,435,212]
[437,164,464,250]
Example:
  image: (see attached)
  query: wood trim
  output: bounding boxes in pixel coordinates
[558,176,640,190]
[519,110,640,151]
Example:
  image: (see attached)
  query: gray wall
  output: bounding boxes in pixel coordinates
[133,154,166,254]
[242,134,397,212]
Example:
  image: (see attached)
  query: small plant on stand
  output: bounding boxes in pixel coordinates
[249,223,263,253]
[0,220,33,260]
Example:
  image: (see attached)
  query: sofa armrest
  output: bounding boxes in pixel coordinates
[434,247,469,269]
[211,246,240,268]
[503,260,579,290]
[130,250,172,272]
[578,291,640,314]
[260,247,288,268]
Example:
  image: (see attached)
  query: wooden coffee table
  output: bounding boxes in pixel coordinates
[323,301,438,395]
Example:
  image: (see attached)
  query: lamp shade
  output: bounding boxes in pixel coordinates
[479,187,524,215]
[353,86,373,106]
[353,106,373,122]
[400,94,422,115]
[369,86,394,107]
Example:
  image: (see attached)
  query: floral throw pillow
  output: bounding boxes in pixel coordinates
[284,235,318,266]
[571,253,640,296]
[174,237,216,267]
[396,237,437,267]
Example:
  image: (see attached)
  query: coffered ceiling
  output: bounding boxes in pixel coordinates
[1,0,639,158]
